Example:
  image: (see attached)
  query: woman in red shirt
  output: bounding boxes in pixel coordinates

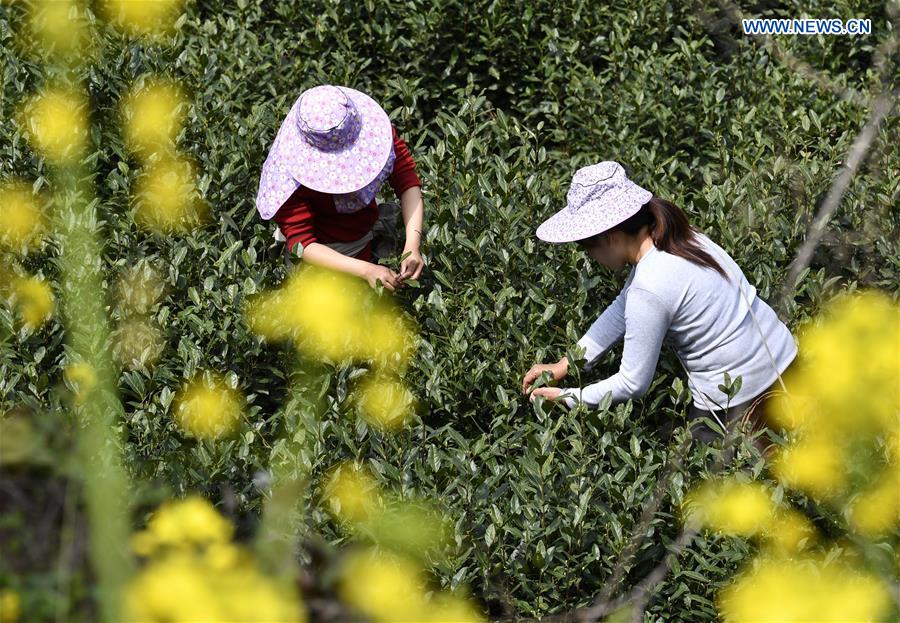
[255,85,424,291]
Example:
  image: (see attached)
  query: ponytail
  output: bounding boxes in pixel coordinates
[611,196,729,280]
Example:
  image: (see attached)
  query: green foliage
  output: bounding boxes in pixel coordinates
[1,0,897,620]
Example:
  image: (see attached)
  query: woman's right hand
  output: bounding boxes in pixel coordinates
[522,358,569,394]
[365,264,402,291]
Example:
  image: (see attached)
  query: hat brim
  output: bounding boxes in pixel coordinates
[280,87,393,195]
[535,186,652,243]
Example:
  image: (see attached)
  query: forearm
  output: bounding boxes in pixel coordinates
[300,242,371,279]
[560,375,637,408]
[561,287,671,409]
[399,186,424,250]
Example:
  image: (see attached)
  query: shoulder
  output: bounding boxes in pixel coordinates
[628,246,685,308]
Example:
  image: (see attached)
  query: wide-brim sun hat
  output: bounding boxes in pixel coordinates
[255,84,393,220]
[536,161,653,243]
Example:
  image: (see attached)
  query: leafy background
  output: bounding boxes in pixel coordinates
[1,0,897,620]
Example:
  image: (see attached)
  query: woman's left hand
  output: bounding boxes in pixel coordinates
[399,248,425,283]
[529,387,563,403]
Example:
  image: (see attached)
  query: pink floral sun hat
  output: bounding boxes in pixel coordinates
[536,161,653,243]
[255,85,393,220]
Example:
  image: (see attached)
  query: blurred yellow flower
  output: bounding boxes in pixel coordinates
[133,157,208,233]
[368,307,417,371]
[126,497,305,622]
[324,461,380,524]
[339,549,429,623]
[9,276,54,330]
[64,361,97,406]
[765,389,815,431]
[27,0,91,59]
[684,479,775,536]
[772,432,846,499]
[24,87,88,164]
[719,555,892,622]
[246,264,416,366]
[701,291,900,623]
[355,371,417,431]
[124,552,223,621]
[0,589,20,623]
[116,263,165,315]
[202,541,244,573]
[759,509,816,554]
[124,549,305,623]
[114,317,165,369]
[779,291,899,434]
[848,470,900,536]
[101,0,185,37]
[0,181,45,251]
[131,496,233,556]
[339,548,481,623]
[122,81,186,158]
[428,592,486,623]
[172,373,243,440]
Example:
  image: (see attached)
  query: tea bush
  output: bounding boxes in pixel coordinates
[1,0,897,620]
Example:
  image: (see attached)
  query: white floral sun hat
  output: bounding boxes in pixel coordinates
[255,84,393,220]
[536,161,653,243]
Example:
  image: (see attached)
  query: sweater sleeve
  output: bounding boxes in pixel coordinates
[272,194,317,253]
[388,126,421,197]
[561,287,671,408]
[576,286,627,367]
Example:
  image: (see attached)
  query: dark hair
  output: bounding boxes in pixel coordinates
[581,196,729,280]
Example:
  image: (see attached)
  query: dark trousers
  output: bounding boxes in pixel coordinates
[686,360,795,448]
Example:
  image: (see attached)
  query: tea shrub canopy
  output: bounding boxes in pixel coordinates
[1,0,897,620]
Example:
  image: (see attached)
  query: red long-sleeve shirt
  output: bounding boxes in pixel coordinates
[272,126,421,262]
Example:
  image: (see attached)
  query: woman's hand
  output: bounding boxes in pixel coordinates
[365,264,402,291]
[399,247,424,283]
[529,387,564,403]
[521,358,569,394]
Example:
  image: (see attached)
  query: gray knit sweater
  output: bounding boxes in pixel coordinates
[559,232,797,411]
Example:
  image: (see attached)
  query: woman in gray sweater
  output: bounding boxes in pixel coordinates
[522,161,797,441]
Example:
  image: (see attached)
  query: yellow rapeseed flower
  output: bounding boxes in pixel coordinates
[0,589,21,623]
[24,87,89,164]
[202,542,244,573]
[131,496,233,556]
[122,81,186,158]
[0,181,45,251]
[718,555,892,622]
[10,276,54,330]
[368,306,417,371]
[355,371,416,431]
[772,432,846,499]
[684,479,776,536]
[126,496,305,622]
[428,592,486,623]
[323,461,381,524]
[64,361,98,406]
[100,0,185,38]
[27,0,91,59]
[847,469,900,536]
[172,373,243,440]
[339,549,429,623]
[759,509,816,554]
[246,264,416,366]
[124,552,223,621]
[781,291,899,434]
[133,157,208,233]
[125,552,305,622]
